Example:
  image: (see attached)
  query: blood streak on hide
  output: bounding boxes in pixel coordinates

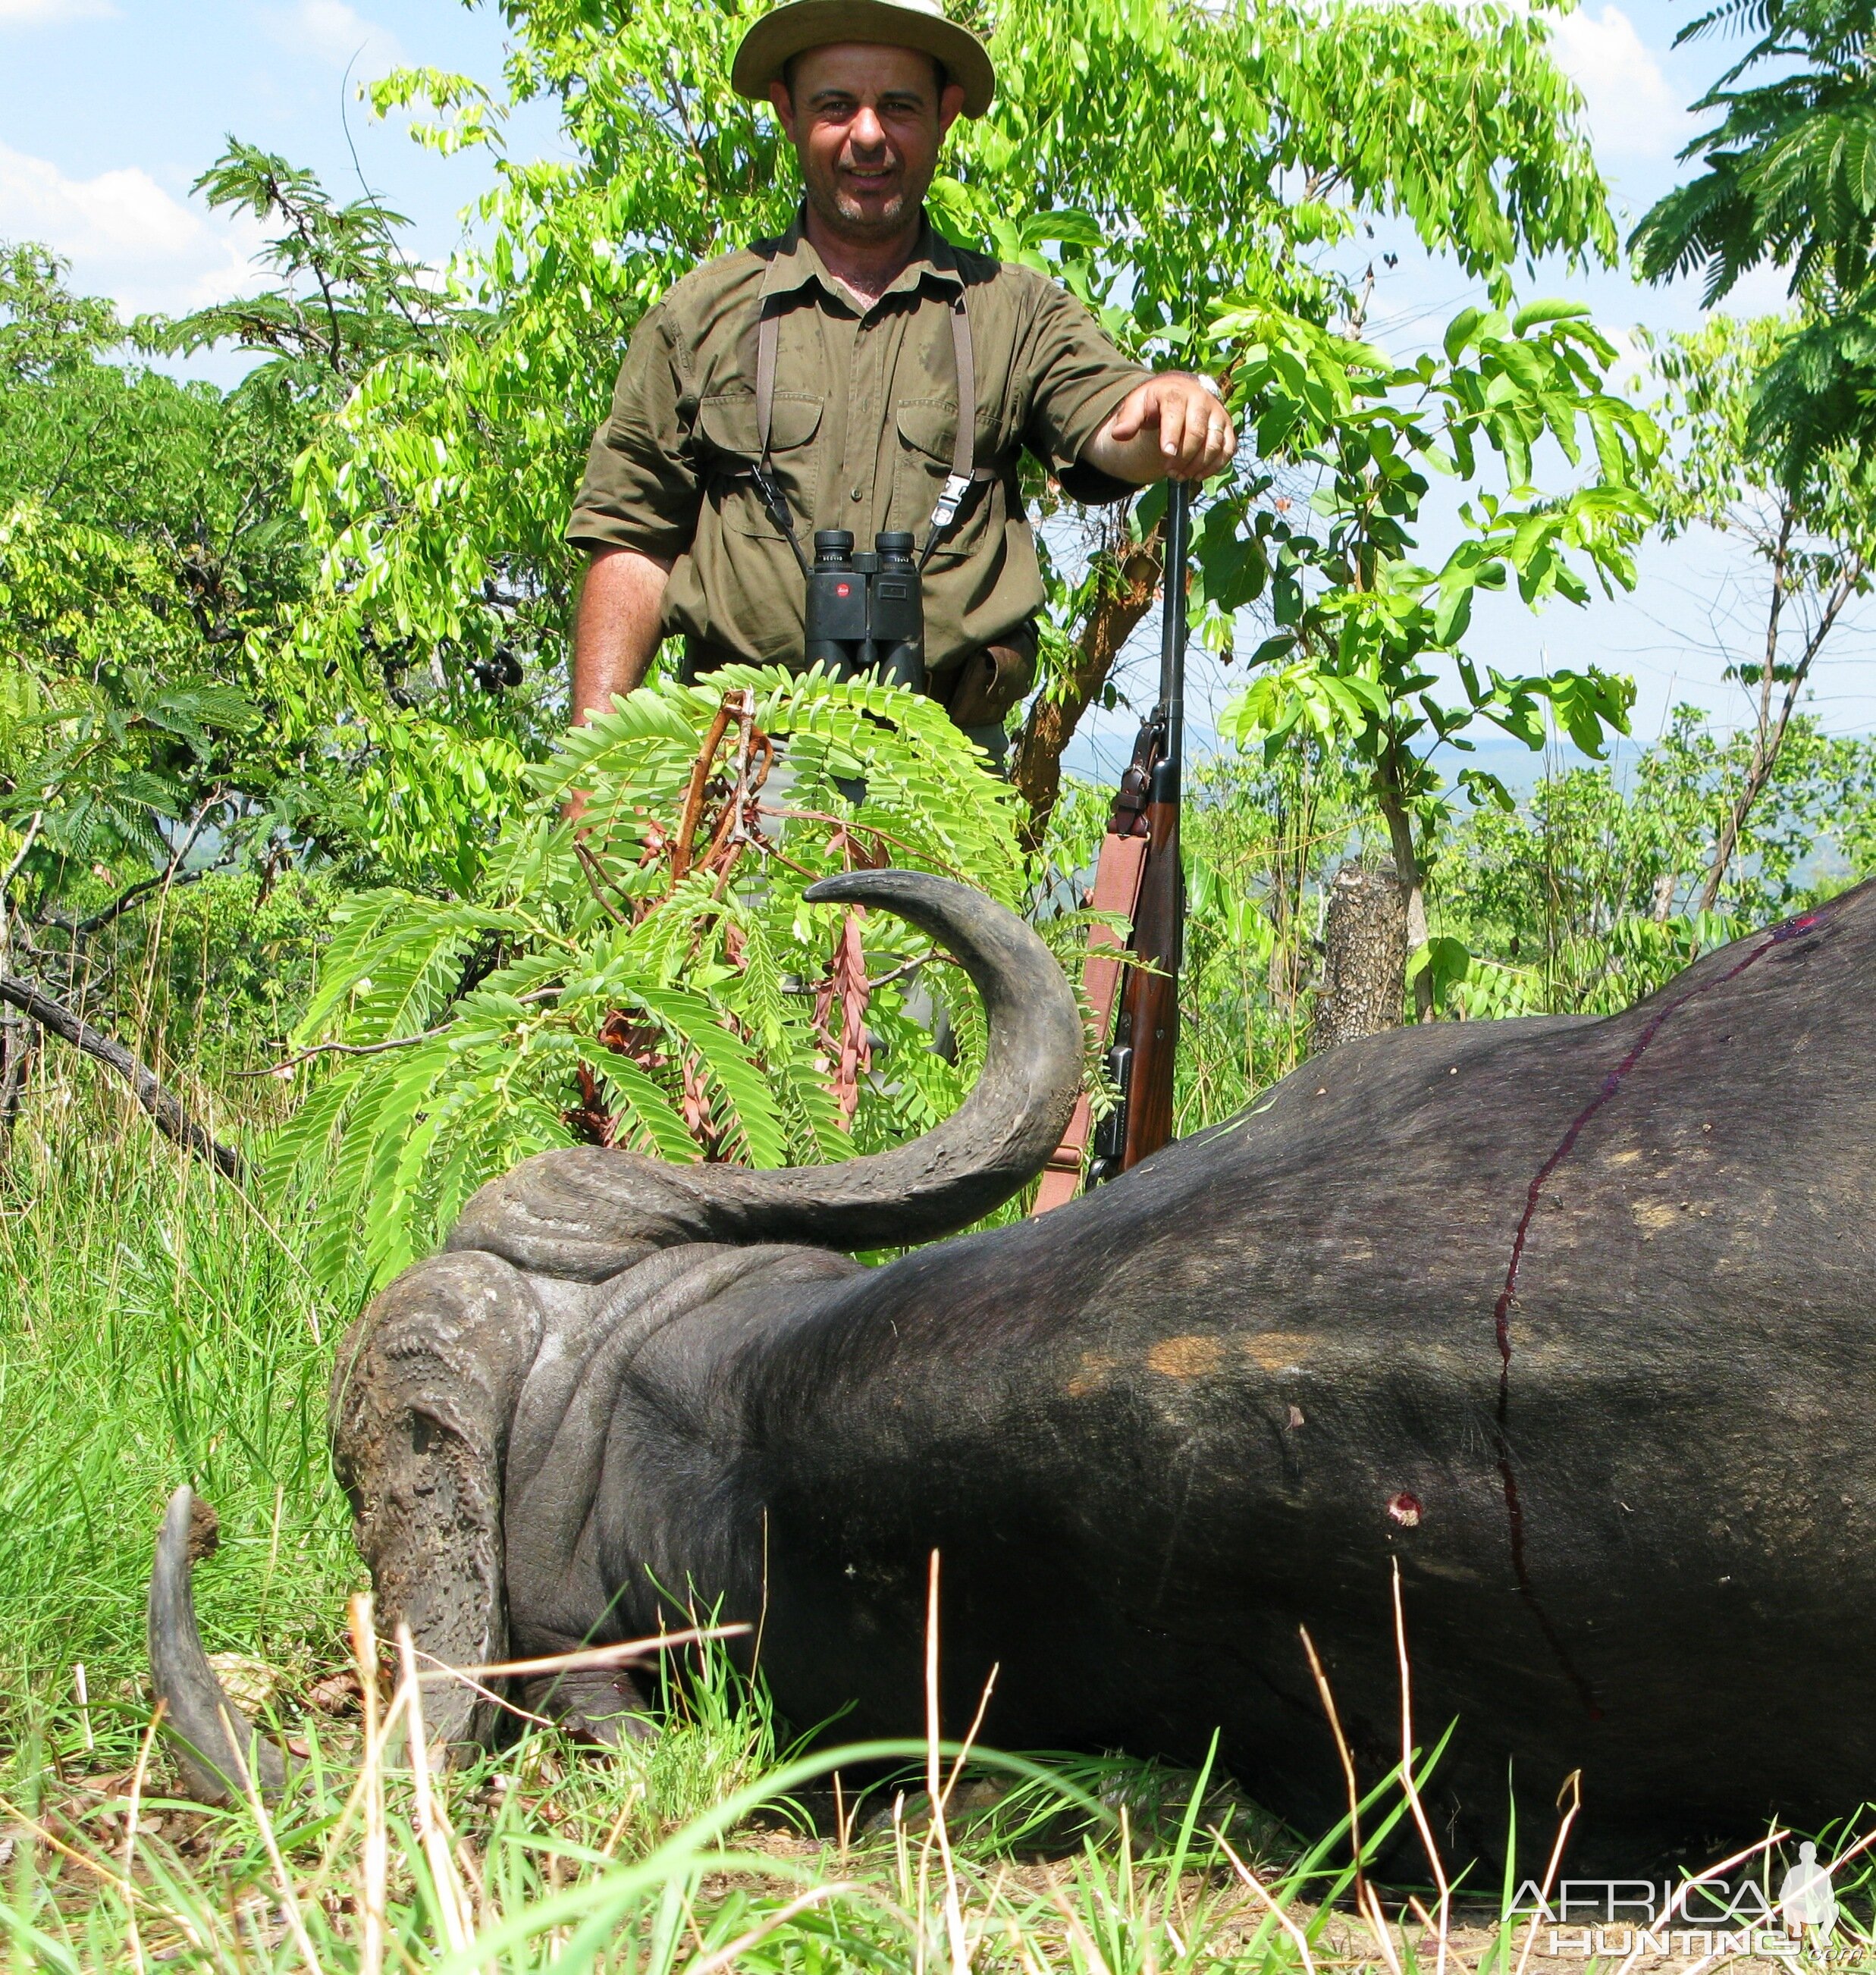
[1488,908,1824,1719]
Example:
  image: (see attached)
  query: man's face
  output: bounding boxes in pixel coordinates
[769,43,965,244]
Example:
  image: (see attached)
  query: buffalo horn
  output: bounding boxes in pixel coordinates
[445,869,1086,1272]
[762,867,1085,1241]
[147,1485,290,1804]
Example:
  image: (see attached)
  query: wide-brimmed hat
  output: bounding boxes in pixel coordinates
[733,0,996,119]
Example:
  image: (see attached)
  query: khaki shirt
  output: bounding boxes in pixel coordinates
[567,212,1148,679]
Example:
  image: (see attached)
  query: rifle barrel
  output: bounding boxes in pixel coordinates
[1159,478,1191,781]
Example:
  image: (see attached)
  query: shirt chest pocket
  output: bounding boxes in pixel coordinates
[892,399,996,564]
[696,390,824,539]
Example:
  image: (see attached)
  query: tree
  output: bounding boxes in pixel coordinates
[0,247,285,898]
[0,243,315,1157]
[0,162,454,913]
[1647,314,1876,911]
[0,189,467,1149]
[1630,0,1876,488]
[1435,704,1876,1015]
[1214,300,1656,1017]
[146,142,459,387]
[270,669,1034,1285]
[136,146,516,895]
[947,0,1620,835]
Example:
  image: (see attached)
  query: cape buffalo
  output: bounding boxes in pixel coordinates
[152,867,1876,1867]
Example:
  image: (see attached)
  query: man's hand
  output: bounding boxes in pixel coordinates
[1086,373,1237,485]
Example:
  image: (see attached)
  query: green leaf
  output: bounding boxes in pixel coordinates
[593,1057,701,1164]
[1511,299,1591,335]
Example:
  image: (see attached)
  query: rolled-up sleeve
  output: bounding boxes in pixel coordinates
[1018,281,1150,505]
[566,304,701,556]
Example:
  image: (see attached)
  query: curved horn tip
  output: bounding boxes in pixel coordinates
[455,866,1081,1257]
[802,869,922,908]
[801,869,1062,982]
[148,1484,289,1806]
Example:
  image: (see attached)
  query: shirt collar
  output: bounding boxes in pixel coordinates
[758,208,963,308]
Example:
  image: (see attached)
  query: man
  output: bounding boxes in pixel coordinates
[567,0,1236,760]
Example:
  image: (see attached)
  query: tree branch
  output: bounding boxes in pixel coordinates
[0,972,245,1180]
[2,811,44,899]
[48,801,222,939]
[1697,516,1860,914]
[280,186,346,373]
[240,987,559,1077]
[240,1022,453,1077]
[1012,514,1164,848]
[49,864,213,939]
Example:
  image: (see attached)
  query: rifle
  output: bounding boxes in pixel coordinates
[1032,478,1191,1211]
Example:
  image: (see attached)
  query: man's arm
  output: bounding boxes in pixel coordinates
[1083,373,1237,485]
[571,544,675,722]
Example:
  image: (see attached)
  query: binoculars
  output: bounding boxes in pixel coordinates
[804,529,925,693]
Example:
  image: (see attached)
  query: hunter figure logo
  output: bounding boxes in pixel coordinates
[1516,1854,1850,1962]
[1780,1842,1839,1938]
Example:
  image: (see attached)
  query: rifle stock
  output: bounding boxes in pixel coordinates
[1116,762,1181,1168]
[1038,479,1190,1207]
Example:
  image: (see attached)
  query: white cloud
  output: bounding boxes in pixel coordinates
[1550,4,1689,163]
[0,141,267,317]
[1596,321,1654,399]
[0,0,116,23]
[265,0,403,76]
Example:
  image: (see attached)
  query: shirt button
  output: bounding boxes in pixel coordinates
[849,485,863,502]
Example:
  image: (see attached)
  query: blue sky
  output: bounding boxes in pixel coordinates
[1346,0,1876,776]
[0,2,535,315]
[5,0,1874,779]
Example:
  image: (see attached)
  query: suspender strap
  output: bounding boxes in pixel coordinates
[752,285,980,570]
[756,299,781,460]
[754,300,809,573]
[1029,829,1152,1214]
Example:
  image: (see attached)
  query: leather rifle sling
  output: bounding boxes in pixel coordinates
[1030,828,1151,1214]
[754,290,984,563]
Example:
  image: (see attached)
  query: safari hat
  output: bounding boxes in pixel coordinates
[733,0,996,118]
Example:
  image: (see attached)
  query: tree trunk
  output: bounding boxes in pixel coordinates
[1012,518,1163,849]
[1699,509,1792,916]
[1310,864,1409,1052]
[0,1010,35,1150]
[1697,521,1862,916]
[1372,737,1432,1020]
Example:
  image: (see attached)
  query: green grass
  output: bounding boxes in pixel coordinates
[0,1064,358,1770]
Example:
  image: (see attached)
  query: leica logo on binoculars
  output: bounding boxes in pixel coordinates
[804,529,925,692]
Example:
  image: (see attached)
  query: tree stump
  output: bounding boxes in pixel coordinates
[1310,864,1409,1051]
